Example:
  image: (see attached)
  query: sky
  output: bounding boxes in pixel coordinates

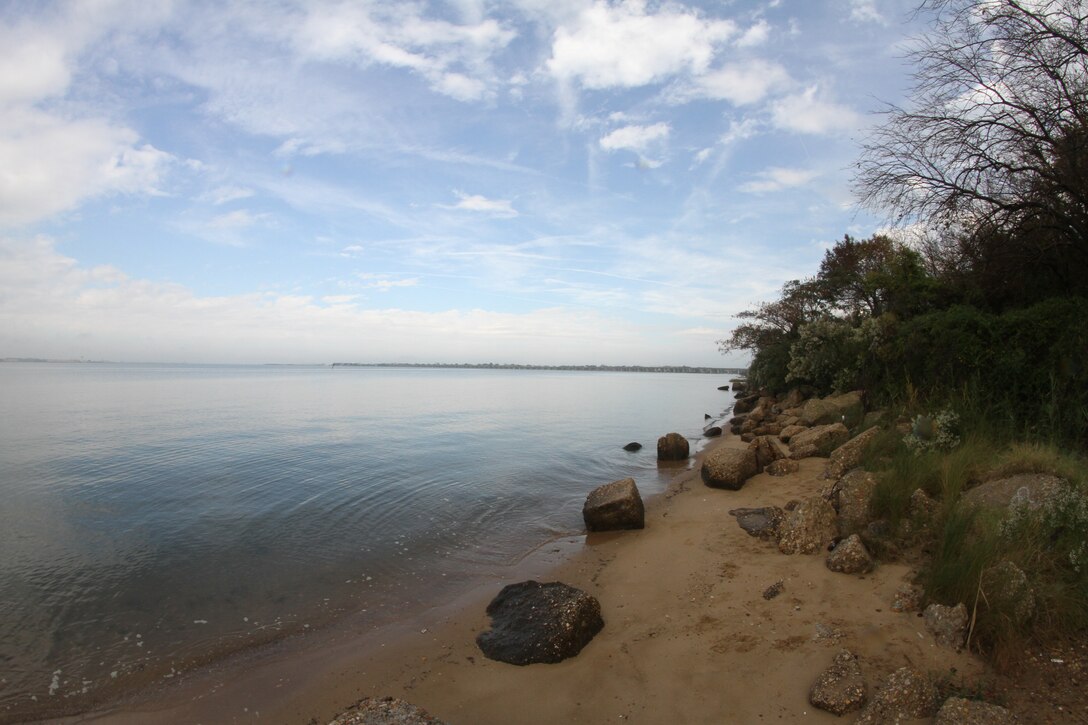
[0,0,930,366]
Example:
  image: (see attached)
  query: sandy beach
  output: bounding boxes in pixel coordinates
[68,432,985,724]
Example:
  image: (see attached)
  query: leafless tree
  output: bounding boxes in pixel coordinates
[855,0,1088,300]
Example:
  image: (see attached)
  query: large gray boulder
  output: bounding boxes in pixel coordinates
[961,473,1065,513]
[824,425,880,480]
[656,432,690,461]
[778,496,838,555]
[855,667,940,725]
[583,478,645,532]
[729,506,785,539]
[830,470,877,537]
[476,581,604,665]
[798,391,864,427]
[329,697,447,725]
[982,560,1035,625]
[789,423,850,458]
[701,446,759,490]
[809,649,867,715]
[748,435,784,472]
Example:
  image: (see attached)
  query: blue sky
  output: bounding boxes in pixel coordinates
[0,0,926,366]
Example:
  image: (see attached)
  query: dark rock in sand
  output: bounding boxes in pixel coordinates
[777,496,838,555]
[809,649,867,716]
[657,432,690,461]
[762,580,785,600]
[622,442,642,452]
[703,426,722,438]
[924,603,968,651]
[765,458,799,476]
[729,506,785,539]
[733,395,759,415]
[476,581,604,665]
[583,478,645,532]
[748,435,784,472]
[328,696,447,725]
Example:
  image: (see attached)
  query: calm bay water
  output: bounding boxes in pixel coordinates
[0,363,732,720]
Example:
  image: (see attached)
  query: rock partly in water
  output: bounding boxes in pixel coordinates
[701,446,759,490]
[778,496,838,555]
[657,432,690,461]
[924,603,968,651]
[476,581,604,665]
[854,666,940,725]
[824,425,880,480]
[934,696,1018,724]
[328,697,448,725]
[789,423,850,458]
[729,506,785,539]
[582,478,645,532]
[765,458,800,477]
[703,426,723,438]
[826,534,874,574]
[622,442,642,452]
[809,649,867,716]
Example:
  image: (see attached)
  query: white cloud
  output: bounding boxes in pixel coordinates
[207,210,265,229]
[358,273,420,291]
[736,19,771,48]
[599,122,670,153]
[682,60,790,105]
[294,2,515,101]
[849,0,887,25]
[0,30,70,104]
[0,108,173,227]
[547,1,736,89]
[770,86,862,134]
[445,192,519,218]
[202,186,255,205]
[739,167,818,193]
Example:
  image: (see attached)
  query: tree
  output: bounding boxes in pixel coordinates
[855,0,1088,304]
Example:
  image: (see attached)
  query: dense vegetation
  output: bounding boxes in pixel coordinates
[721,0,1088,662]
[722,0,1088,449]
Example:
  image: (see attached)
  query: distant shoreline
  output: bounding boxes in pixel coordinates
[332,362,747,375]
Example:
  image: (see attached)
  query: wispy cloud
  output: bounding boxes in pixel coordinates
[443,192,519,218]
[739,167,819,193]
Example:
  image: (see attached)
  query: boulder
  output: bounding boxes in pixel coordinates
[824,426,880,480]
[656,432,689,461]
[476,581,604,665]
[729,506,785,539]
[731,379,748,393]
[830,470,877,537]
[753,423,784,437]
[809,649,867,716]
[733,395,759,415]
[778,424,808,443]
[982,560,1035,625]
[826,534,874,574]
[891,583,925,613]
[934,697,1017,724]
[780,387,808,409]
[777,496,838,555]
[788,443,819,460]
[765,458,800,477]
[701,446,759,490]
[961,473,1065,513]
[798,391,864,427]
[328,697,447,725]
[789,423,850,458]
[703,426,722,438]
[855,667,939,725]
[582,478,645,532]
[908,488,938,521]
[924,603,968,650]
[622,442,642,452]
[748,435,784,472]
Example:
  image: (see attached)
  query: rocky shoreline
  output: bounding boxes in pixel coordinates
[76,384,1069,724]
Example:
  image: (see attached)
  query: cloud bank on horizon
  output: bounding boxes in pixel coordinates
[0,0,923,366]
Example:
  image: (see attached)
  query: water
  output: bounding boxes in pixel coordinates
[0,363,732,720]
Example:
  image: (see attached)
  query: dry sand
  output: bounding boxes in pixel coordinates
[69,434,986,724]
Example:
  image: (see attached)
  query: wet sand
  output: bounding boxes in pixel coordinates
[65,434,986,724]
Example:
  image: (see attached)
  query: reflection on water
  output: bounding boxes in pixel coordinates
[0,363,730,720]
